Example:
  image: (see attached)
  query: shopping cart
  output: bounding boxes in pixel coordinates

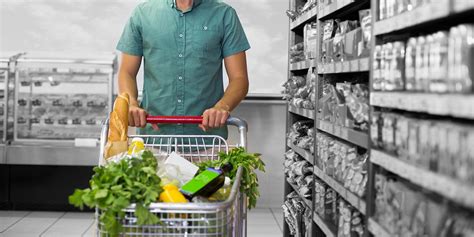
[97,115,249,237]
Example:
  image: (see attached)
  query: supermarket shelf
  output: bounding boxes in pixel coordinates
[288,105,315,119]
[454,0,474,13]
[290,59,316,71]
[316,120,369,149]
[290,7,317,30]
[373,0,451,36]
[288,179,312,209]
[317,58,369,74]
[313,166,366,215]
[368,218,391,237]
[318,0,368,20]
[370,92,474,119]
[288,141,314,166]
[313,213,336,237]
[371,150,474,209]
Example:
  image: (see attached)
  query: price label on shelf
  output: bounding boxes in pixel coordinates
[327,63,335,73]
[359,58,369,71]
[350,60,359,71]
[335,62,342,72]
[340,128,348,139]
[342,61,350,71]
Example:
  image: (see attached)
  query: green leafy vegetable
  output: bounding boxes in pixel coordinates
[69,150,163,237]
[197,147,265,209]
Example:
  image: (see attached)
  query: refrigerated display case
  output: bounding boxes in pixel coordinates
[7,52,116,166]
[0,54,12,164]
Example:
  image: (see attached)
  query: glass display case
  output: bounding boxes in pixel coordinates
[13,53,116,143]
[0,59,8,144]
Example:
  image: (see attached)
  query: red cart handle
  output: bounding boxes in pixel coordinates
[146,115,203,124]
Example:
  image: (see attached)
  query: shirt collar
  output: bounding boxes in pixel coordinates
[168,0,202,9]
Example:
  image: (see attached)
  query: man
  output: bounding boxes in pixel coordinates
[117,0,250,138]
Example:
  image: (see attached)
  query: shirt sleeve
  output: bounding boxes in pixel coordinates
[222,8,251,58]
[116,7,143,56]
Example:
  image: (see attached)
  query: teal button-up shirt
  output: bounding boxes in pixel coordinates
[117,0,250,138]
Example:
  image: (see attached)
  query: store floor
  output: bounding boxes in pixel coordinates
[0,208,283,236]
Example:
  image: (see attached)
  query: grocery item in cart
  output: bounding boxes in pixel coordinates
[104,93,129,159]
[180,163,233,199]
[159,184,188,203]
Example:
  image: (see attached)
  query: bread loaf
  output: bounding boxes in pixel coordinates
[104,93,130,159]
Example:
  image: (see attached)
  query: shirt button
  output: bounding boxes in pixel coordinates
[180,13,184,17]
[177,99,182,103]
[178,54,183,58]
[179,33,183,38]
[203,26,208,30]
[178,76,183,80]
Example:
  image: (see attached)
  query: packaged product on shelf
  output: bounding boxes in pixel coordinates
[379,0,386,20]
[407,119,419,163]
[382,43,393,91]
[314,180,326,217]
[292,120,314,136]
[391,41,405,90]
[325,189,338,225]
[416,120,431,169]
[440,213,474,237]
[405,37,417,91]
[358,9,372,58]
[290,42,306,63]
[371,111,382,148]
[415,36,427,91]
[386,0,394,19]
[373,45,383,90]
[452,24,474,93]
[337,200,352,237]
[394,115,409,159]
[381,113,396,152]
[323,20,336,41]
[430,31,449,93]
[304,23,318,59]
[344,27,363,61]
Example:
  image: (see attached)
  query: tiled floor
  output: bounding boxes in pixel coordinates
[0,208,283,236]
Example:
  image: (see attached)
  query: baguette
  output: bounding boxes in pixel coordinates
[104,93,130,159]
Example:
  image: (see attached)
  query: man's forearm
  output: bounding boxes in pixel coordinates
[118,70,139,106]
[215,76,249,112]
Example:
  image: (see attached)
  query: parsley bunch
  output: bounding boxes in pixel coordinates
[198,147,265,209]
[69,150,163,237]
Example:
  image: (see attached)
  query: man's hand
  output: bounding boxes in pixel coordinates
[199,105,230,131]
[129,105,147,128]
[128,105,159,130]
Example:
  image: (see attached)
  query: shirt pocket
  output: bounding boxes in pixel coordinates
[192,25,222,59]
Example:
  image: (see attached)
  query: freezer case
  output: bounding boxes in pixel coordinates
[8,52,116,166]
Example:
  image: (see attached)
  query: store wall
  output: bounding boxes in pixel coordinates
[228,101,286,208]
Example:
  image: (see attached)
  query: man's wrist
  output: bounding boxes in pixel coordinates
[214,103,230,112]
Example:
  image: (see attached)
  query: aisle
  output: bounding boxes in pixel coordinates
[0,208,283,236]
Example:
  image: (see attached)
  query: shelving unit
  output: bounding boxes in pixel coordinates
[288,180,312,209]
[373,0,450,36]
[313,166,366,215]
[317,57,369,74]
[368,0,474,236]
[371,150,474,209]
[287,1,474,237]
[371,92,474,119]
[290,59,316,71]
[312,213,336,237]
[284,1,317,236]
[288,105,315,119]
[316,120,369,148]
[291,7,318,30]
[311,0,372,235]
[367,218,390,237]
[288,142,314,165]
